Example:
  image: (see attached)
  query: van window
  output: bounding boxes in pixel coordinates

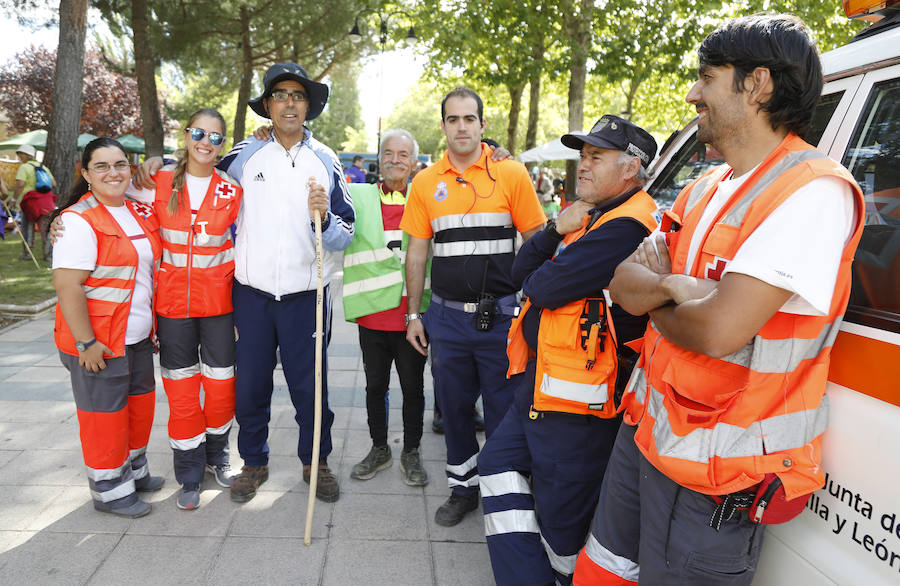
[649,92,844,209]
[842,78,900,329]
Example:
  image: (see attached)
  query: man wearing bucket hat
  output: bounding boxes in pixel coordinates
[138,62,355,504]
[477,115,658,585]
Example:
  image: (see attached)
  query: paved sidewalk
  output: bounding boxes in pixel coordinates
[0,284,494,585]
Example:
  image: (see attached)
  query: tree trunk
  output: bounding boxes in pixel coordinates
[524,39,544,152]
[232,4,253,144]
[506,82,525,153]
[132,0,164,157]
[564,0,592,199]
[45,0,88,201]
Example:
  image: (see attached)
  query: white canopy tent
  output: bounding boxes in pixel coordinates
[517,135,582,163]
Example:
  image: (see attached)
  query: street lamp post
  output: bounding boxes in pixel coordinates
[349,10,416,174]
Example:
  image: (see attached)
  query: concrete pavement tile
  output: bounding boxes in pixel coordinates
[329,355,360,371]
[89,534,222,584]
[419,428,450,460]
[266,426,345,462]
[151,401,169,427]
[0,449,22,469]
[328,370,357,388]
[5,366,69,384]
[424,460,452,496]
[228,490,333,539]
[272,405,298,428]
[0,531,120,584]
[273,369,287,386]
[33,354,61,367]
[0,485,73,530]
[0,381,73,402]
[330,405,354,429]
[331,493,428,540]
[0,367,19,381]
[25,486,131,534]
[0,323,52,343]
[0,400,75,423]
[343,428,379,461]
[328,343,361,357]
[209,536,325,584]
[0,352,51,367]
[323,539,433,586]
[0,530,34,554]
[425,495,486,543]
[0,422,72,451]
[433,541,494,585]
[246,455,305,493]
[326,386,357,407]
[0,449,83,486]
[125,488,237,537]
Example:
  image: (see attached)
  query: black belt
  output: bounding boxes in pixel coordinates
[431,293,520,316]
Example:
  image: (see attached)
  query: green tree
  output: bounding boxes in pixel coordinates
[308,61,364,151]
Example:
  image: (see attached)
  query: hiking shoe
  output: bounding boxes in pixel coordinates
[135,475,165,492]
[350,445,392,480]
[206,462,236,488]
[400,448,428,487]
[303,462,340,503]
[177,484,200,510]
[474,410,485,432]
[94,499,152,519]
[230,465,268,503]
[432,411,444,434]
[435,492,479,527]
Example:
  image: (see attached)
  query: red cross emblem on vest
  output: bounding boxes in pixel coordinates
[214,182,235,205]
[705,257,728,281]
[131,202,153,219]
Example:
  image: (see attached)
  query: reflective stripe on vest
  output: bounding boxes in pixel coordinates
[530,190,658,417]
[162,248,234,269]
[629,133,865,499]
[91,265,136,281]
[342,183,431,322]
[433,239,514,257]
[84,285,132,304]
[431,211,512,232]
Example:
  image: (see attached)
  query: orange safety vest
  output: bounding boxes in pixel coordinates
[54,193,162,358]
[622,133,864,500]
[152,168,241,318]
[507,190,658,417]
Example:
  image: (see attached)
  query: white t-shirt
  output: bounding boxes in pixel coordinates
[682,169,856,315]
[53,204,155,344]
[126,173,212,223]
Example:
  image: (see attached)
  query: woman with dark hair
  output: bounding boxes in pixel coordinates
[53,137,164,518]
[126,108,242,510]
[53,110,243,512]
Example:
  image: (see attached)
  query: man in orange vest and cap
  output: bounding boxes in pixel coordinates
[573,14,864,585]
[478,116,658,586]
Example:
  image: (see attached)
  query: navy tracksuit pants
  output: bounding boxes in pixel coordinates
[233,281,334,466]
[423,299,520,497]
[478,360,621,585]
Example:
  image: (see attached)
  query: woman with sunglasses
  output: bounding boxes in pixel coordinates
[53,137,165,518]
[129,108,243,510]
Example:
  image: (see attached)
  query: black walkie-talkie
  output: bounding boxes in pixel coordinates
[476,260,495,332]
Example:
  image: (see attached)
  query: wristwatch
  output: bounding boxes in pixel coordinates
[75,338,97,352]
[405,313,422,325]
[543,220,563,239]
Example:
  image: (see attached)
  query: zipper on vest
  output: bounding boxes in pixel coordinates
[186,212,193,318]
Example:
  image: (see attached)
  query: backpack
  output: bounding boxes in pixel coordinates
[30,161,52,193]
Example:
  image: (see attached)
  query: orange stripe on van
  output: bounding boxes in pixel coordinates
[828,331,900,407]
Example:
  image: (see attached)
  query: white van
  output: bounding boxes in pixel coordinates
[644,6,900,584]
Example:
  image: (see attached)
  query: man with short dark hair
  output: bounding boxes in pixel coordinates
[401,86,545,527]
[574,15,865,584]
[478,116,658,586]
[346,155,366,183]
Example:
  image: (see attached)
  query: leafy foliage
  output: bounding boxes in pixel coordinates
[0,46,164,136]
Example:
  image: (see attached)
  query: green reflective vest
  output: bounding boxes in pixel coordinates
[342,183,431,323]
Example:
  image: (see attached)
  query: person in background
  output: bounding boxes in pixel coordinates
[12,144,57,260]
[52,137,165,518]
[346,155,367,184]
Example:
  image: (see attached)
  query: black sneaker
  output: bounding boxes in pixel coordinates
[435,492,479,527]
[351,445,392,480]
[399,448,428,487]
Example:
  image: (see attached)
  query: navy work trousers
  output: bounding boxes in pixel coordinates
[423,299,520,497]
[233,281,334,466]
[479,360,621,585]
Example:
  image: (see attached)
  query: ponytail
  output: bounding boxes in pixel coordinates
[167,149,188,216]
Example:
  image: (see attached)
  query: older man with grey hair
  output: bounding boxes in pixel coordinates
[342,128,432,486]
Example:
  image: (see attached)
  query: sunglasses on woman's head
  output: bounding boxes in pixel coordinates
[185,127,225,146]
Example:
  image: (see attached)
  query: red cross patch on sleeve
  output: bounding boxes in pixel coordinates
[705,257,729,281]
[215,183,235,200]
[131,202,154,219]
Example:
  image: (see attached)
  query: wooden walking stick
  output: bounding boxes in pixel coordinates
[304,203,325,546]
[1,200,41,270]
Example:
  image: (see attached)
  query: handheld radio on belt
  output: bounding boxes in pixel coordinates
[476,260,496,331]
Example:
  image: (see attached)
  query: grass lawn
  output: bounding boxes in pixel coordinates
[0,231,55,306]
